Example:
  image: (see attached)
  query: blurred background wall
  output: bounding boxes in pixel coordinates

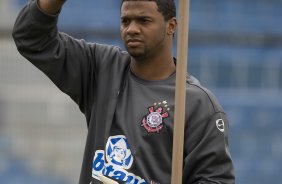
[0,0,282,183]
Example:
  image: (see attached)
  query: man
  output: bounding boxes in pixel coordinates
[12,0,235,183]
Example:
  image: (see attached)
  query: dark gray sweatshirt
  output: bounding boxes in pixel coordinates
[12,1,235,183]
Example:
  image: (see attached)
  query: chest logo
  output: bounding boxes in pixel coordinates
[141,101,170,133]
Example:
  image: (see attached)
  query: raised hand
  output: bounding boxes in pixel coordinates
[38,0,67,14]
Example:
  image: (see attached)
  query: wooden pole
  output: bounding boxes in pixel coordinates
[171,0,190,184]
[98,175,118,184]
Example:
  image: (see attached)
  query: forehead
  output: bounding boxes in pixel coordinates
[121,1,160,17]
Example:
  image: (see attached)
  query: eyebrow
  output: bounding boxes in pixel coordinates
[121,15,152,20]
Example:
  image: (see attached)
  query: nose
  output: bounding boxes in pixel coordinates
[126,21,140,35]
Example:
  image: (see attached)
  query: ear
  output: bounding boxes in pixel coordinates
[166,17,177,35]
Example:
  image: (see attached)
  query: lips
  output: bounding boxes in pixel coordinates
[126,38,143,47]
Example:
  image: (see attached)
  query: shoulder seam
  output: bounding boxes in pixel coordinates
[186,77,223,114]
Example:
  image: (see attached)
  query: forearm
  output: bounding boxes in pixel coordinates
[12,0,59,55]
[38,0,66,15]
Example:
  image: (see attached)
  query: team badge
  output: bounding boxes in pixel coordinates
[141,100,170,133]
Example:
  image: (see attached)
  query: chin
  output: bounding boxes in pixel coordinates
[127,50,145,58]
[131,54,149,61]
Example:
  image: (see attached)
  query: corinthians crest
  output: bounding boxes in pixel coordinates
[141,100,170,133]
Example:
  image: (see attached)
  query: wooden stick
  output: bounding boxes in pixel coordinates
[98,175,118,184]
[171,0,190,184]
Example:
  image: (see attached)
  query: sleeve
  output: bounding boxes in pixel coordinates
[12,0,97,116]
[183,112,235,184]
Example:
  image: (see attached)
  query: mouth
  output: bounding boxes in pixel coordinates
[126,38,143,48]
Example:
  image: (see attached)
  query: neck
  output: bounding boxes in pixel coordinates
[130,52,176,81]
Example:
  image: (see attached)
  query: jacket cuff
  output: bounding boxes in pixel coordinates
[29,0,59,24]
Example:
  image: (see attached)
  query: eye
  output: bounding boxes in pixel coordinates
[121,18,130,26]
[140,18,151,24]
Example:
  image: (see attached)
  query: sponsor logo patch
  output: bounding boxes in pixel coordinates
[92,135,146,184]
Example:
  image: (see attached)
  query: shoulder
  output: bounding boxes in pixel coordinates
[93,43,130,62]
[84,43,131,72]
[186,75,224,115]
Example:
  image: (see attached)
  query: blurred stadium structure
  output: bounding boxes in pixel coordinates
[0,0,282,183]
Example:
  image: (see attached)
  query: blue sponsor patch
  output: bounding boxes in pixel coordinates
[92,135,146,184]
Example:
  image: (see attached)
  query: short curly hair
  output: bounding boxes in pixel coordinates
[121,0,176,21]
